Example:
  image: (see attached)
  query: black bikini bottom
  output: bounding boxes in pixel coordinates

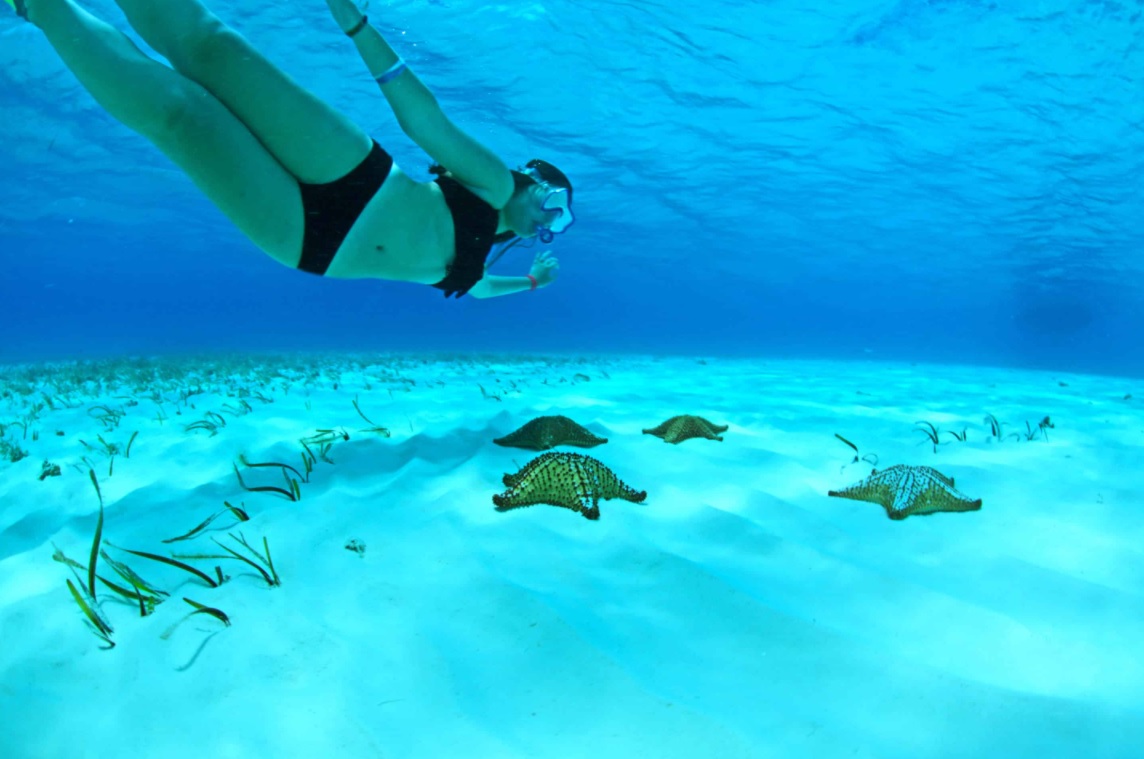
[296,140,393,276]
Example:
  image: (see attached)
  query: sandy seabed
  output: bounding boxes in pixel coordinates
[0,352,1141,759]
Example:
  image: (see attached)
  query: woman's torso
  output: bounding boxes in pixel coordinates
[322,162,494,283]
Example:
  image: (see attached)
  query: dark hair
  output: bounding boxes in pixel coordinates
[524,159,573,205]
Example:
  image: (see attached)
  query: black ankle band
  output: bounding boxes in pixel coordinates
[345,15,368,38]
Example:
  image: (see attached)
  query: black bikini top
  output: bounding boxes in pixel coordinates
[431,176,500,299]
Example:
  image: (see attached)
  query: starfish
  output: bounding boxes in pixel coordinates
[828,465,982,520]
[493,452,647,520]
[493,415,607,451]
[642,414,728,444]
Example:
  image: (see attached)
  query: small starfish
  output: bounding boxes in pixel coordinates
[493,452,647,520]
[642,414,728,444]
[493,415,607,451]
[828,465,982,520]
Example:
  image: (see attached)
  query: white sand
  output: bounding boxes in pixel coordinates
[0,353,1141,758]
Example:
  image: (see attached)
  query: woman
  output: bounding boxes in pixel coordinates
[3,0,573,299]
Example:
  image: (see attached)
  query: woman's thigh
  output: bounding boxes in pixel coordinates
[156,82,306,267]
[169,22,372,184]
[114,0,372,184]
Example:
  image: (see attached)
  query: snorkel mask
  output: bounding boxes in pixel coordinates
[485,160,575,270]
[522,162,574,244]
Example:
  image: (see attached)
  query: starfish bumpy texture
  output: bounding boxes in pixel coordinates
[828,465,983,520]
[493,415,607,451]
[492,452,647,520]
[642,415,728,444]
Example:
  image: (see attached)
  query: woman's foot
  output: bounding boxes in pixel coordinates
[4,0,29,19]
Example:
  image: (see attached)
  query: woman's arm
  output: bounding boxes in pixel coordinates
[467,275,543,300]
[325,0,436,136]
[325,0,513,205]
[469,251,560,299]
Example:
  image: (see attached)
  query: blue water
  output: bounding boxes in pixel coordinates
[1,0,1142,374]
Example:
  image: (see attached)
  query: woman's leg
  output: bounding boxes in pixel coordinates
[111,0,372,184]
[25,0,305,268]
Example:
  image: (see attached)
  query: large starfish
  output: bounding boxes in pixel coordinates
[828,465,982,520]
[493,452,647,520]
[642,414,728,444]
[493,415,607,451]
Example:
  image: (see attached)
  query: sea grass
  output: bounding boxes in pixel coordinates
[66,578,114,647]
[160,598,230,639]
[914,421,941,452]
[833,433,877,466]
[162,511,228,544]
[108,545,219,587]
[96,574,156,616]
[233,463,298,501]
[238,453,306,482]
[833,433,859,454]
[182,598,230,626]
[184,419,220,436]
[223,501,250,521]
[300,428,350,446]
[162,503,248,544]
[87,478,104,596]
[210,535,279,587]
[352,398,392,437]
[220,400,253,417]
[316,442,334,464]
[87,405,124,429]
[300,441,316,470]
[100,551,167,599]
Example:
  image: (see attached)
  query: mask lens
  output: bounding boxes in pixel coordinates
[537,187,573,235]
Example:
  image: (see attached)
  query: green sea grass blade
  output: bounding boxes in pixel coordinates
[95,574,135,600]
[238,454,305,481]
[125,431,138,458]
[161,510,226,544]
[233,464,296,500]
[223,501,250,521]
[182,597,231,626]
[914,421,939,442]
[88,468,103,508]
[67,578,113,637]
[51,544,85,571]
[110,546,218,587]
[100,551,168,597]
[88,497,104,597]
[211,538,273,586]
[833,433,859,453]
[262,536,280,586]
[352,398,381,428]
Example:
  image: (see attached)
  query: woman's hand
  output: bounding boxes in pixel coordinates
[325,0,368,34]
[529,250,560,287]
